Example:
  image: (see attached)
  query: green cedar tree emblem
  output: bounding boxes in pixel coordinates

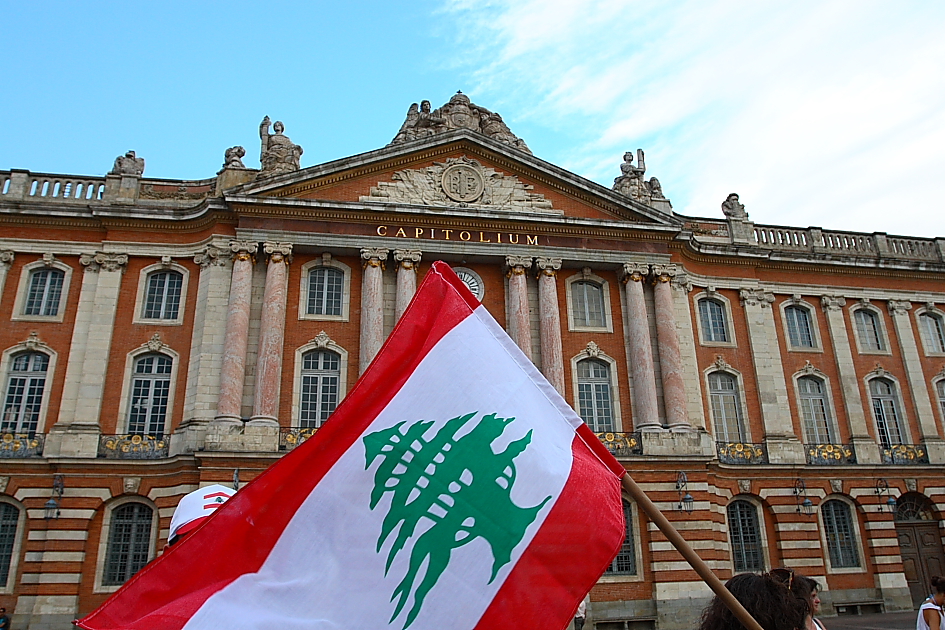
[363,411,551,628]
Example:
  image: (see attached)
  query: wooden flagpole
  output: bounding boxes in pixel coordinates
[621,474,765,630]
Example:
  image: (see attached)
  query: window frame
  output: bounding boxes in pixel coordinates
[292,335,349,426]
[818,496,866,573]
[792,368,840,444]
[565,271,614,333]
[705,367,750,442]
[94,497,159,593]
[935,377,945,429]
[850,304,890,355]
[11,257,73,323]
[0,497,26,594]
[0,338,58,436]
[780,299,822,352]
[570,344,624,432]
[694,291,736,347]
[132,262,189,326]
[916,307,945,356]
[599,497,644,583]
[298,258,351,322]
[115,343,180,438]
[866,374,911,450]
[727,498,767,574]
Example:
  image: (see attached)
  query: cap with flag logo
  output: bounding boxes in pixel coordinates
[167,484,235,545]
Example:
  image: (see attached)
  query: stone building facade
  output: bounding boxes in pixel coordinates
[1,97,945,629]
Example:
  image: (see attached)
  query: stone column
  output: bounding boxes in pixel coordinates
[651,264,690,432]
[740,288,804,463]
[46,253,128,457]
[506,255,533,360]
[621,262,661,432]
[820,295,880,464]
[0,251,13,301]
[536,257,564,394]
[393,249,421,321]
[250,243,292,425]
[888,300,945,463]
[214,241,257,424]
[360,247,389,374]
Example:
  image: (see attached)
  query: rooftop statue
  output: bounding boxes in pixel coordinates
[389,92,531,154]
[721,193,748,220]
[109,151,145,176]
[612,149,668,207]
[223,146,246,169]
[258,117,303,179]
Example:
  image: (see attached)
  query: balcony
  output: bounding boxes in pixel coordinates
[716,441,768,464]
[98,434,169,459]
[881,444,929,465]
[0,432,44,458]
[595,432,643,457]
[280,426,319,451]
[806,443,856,465]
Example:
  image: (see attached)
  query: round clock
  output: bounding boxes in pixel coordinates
[452,267,485,301]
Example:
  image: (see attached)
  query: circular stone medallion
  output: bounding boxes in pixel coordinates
[441,164,484,203]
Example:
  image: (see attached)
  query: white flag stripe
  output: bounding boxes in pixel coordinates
[183,307,577,630]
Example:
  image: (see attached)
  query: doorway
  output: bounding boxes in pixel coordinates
[895,493,945,608]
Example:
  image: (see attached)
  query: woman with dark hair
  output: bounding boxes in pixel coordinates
[917,575,945,630]
[775,570,825,630]
[699,573,808,630]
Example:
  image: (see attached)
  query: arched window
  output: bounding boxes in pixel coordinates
[919,312,945,354]
[699,298,728,343]
[785,305,814,348]
[307,267,344,316]
[895,493,937,522]
[798,376,834,443]
[576,358,614,432]
[2,352,49,435]
[606,499,636,575]
[708,372,745,442]
[142,270,183,320]
[300,350,341,428]
[937,380,945,423]
[854,309,885,351]
[821,500,861,568]
[0,502,20,587]
[727,500,764,573]
[572,281,605,328]
[103,502,154,586]
[24,268,64,316]
[869,378,905,449]
[127,354,172,437]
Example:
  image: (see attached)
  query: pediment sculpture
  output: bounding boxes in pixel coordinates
[258,117,303,179]
[361,156,556,213]
[612,149,665,206]
[389,92,531,154]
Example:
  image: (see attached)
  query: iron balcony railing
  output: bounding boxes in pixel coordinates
[98,434,169,459]
[881,444,929,465]
[280,426,320,451]
[0,432,44,458]
[806,443,857,465]
[716,441,768,464]
[595,431,643,457]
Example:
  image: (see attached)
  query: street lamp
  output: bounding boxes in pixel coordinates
[676,472,694,514]
[794,479,814,516]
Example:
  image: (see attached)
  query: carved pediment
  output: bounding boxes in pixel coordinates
[360,156,559,215]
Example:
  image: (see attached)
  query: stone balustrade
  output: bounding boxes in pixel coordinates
[751,223,944,262]
[0,170,106,202]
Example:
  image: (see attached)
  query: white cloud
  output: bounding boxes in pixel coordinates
[443,0,945,237]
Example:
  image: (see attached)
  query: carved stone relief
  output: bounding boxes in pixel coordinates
[738,479,752,494]
[830,479,843,494]
[361,156,556,214]
[123,477,142,494]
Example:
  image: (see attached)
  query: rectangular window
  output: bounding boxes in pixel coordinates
[24,269,64,316]
[855,310,884,351]
[308,268,343,316]
[699,299,728,343]
[785,306,814,348]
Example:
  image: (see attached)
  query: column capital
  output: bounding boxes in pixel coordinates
[650,262,678,283]
[194,245,227,268]
[229,240,258,260]
[621,262,648,283]
[888,299,913,316]
[505,255,533,275]
[264,242,293,264]
[739,287,774,308]
[80,252,129,273]
[393,249,422,270]
[820,294,846,312]
[361,247,389,270]
[535,256,562,276]
[0,250,13,266]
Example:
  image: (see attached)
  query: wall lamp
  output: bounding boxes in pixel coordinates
[875,479,897,514]
[794,479,814,516]
[44,473,65,520]
[676,472,694,514]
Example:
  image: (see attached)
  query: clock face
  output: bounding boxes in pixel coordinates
[453,267,485,301]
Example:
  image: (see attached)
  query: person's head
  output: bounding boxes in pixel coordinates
[770,568,821,617]
[699,573,808,630]
[930,576,945,604]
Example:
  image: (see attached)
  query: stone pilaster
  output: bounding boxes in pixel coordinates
[535,257,564,394]
[393,249,421,321]
[45,252,128,458]
[651,264,690,432]
[360,247,389,374]
[622,262,661,432]
[214,241,257,424]
[888,299,945,463]
[739,287,805,463]
[820,295,880,463]
[506,255,533,360]
[0,250,13,302]
[171,245,232,455]
[251,243,292,426]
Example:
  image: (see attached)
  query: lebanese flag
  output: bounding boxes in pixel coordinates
[78,261,626,630]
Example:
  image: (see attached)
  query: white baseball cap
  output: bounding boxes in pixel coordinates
[167,484,235,545]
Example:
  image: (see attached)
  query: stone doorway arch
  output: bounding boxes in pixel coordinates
[896,492,945,607]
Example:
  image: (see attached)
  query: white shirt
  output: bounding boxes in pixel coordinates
[917,599,945,630]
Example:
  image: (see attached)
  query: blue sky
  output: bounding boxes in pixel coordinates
[2,1,944,236]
